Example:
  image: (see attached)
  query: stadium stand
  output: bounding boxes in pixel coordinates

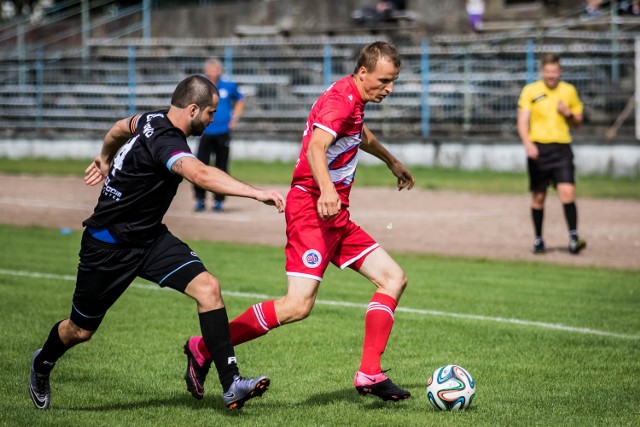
[0,0,637,142]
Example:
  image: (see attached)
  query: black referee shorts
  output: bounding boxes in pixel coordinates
[70,229,207,331]
[527,142,575,192]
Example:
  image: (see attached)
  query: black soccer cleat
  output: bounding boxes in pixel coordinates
[569,238,587,255]
[223,375,270,409]
[29,349,51,410]
[183,339,211,400]
[531,237,546,254]
[354,371,411,402]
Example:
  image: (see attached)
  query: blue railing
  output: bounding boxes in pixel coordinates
[0,36,635,141]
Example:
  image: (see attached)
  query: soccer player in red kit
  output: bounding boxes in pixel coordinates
[184,41,415,402]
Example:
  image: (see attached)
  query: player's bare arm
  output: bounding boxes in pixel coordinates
[360,125,415,191]
[517,109,538,159]
[229,97,246,130]
[307,127,341,219]
[173,156,285,212]
[84,116,134,186]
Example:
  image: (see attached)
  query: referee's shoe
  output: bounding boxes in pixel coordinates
[531,237,546,254]
[569,236,587,255]
[29,349,51,410]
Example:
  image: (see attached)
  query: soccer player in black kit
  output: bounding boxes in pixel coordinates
[29,75,286,410]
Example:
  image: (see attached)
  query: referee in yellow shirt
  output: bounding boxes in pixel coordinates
[517,53,587,255]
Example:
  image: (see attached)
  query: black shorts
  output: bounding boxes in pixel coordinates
[527,142,575,192]
[70,229,207,331]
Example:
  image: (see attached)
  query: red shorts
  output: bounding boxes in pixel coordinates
[285,186,379,281]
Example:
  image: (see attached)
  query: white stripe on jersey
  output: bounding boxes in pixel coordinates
[313,122,337,138]
[327,135,360,186]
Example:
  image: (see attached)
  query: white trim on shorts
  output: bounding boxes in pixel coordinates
[286,271,323,282]
[338,243,380,270]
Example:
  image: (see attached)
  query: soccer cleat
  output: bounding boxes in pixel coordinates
[569,238,587,255]
[29,349,51,410]
[194,200,206,212]
[354,370,411,402]
[183,339,211,400]
[213,200,224,212]
[223,375,270,409]
[531,237,546,254]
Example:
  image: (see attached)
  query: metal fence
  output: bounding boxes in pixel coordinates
[0,34,636,142]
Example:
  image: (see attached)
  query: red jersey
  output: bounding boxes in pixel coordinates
[291,76,365,207]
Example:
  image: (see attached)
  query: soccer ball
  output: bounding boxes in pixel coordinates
[426,365,476,411]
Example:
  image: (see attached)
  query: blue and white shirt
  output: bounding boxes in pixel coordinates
[203,79,244,135]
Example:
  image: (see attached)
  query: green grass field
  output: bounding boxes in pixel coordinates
[1,224,638,426]
[1,157,638,200]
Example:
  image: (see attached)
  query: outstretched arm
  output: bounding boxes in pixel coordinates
[172,156,285,212]
[360,125,415,191]
[84,117,133,186]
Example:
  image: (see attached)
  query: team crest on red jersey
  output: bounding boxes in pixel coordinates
[302,249,322,268]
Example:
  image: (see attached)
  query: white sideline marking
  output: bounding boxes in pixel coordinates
[1,268,638,341]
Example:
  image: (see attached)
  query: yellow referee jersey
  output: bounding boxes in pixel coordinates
[517,80,583,143]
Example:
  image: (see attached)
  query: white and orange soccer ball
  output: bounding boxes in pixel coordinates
[426,364,476,411]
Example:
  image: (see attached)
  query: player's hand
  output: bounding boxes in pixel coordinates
[524,141,539,159]
[317,187,341,219]
[557,100,571,118]
[390,161,415,191]
[84,156,109,186]
[256,189,286,213]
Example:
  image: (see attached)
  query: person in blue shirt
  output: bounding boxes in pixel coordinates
[194,58,246,212]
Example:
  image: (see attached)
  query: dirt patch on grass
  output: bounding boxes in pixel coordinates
[1,174,638,270]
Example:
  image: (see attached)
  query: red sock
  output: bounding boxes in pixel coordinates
[359,292,398,375]
[229,300,280,346]
[195,300,280,361]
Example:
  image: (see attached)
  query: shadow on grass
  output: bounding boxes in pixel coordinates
[62,394,226,412]
[57,383,428,412]
[302,384,425,409]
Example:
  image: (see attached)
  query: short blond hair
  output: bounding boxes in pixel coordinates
[353,41,401,74]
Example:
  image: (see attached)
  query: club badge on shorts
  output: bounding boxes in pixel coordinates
[302,249,322,268]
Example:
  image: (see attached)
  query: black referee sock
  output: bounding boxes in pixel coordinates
[198,309,239,392]
[531,208,544,238]
[563,202,578,235]
[35,320,71,375]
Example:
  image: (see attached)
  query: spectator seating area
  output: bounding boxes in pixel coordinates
[0,34,636,141]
